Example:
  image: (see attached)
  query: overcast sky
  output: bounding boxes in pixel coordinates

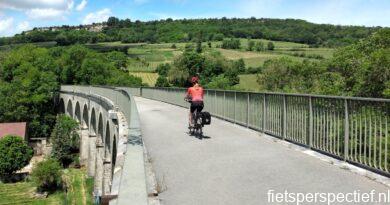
[0,0,389,37]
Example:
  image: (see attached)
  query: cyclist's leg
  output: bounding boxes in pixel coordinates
[198,102,204,112]
[189,103,196,127]
[194,103,202,125]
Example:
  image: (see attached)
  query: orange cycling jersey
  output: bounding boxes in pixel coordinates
[187,86,204,102]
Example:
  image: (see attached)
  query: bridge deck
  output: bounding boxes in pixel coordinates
[135,97,389,205]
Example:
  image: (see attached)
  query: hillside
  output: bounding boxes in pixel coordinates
[0,17,381,47]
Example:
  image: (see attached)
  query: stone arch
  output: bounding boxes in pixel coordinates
[111,135,117,176]
[98,113,104,141]
[66,99,73,118]
[59,98,65,113]
[90,108,97,135]
[79,103,90,166]
[82,104,89,129]
[95,113,104,195]
[105,121,111,158]
[75,102,81,123]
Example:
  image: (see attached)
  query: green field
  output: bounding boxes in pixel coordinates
[0,168,92,205]
[123,38,333,73]
[130,72,158,86]
[234,74,263,91]
[127,46,181,72]
[90,38,335,87]
[0,182,64,205]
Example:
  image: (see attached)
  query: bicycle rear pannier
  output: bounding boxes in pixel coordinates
[201,112,211,125]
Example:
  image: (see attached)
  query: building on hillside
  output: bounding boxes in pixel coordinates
[0,122,28,141]
[25,22,107,34]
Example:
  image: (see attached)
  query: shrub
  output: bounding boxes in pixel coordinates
[267,41,275,50]
[155,76,170,87]
[247,40,255,51]
[31,158,62,192]
[156,63,171,76]
[221,38,241,49]
[206,75,232,89]
[0,135,33,180]
[51,115,80,167]
[255,41,265,51]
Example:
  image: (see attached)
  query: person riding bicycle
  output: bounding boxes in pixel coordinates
[185,76,204,127]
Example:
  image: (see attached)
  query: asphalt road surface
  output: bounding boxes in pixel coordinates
[135,97,390,205]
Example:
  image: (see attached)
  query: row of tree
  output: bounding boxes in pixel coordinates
[256,29,390,98]
[0,45,142,139]
[0,17,381,47]
[155,48,245,89]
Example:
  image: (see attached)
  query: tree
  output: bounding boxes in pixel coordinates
[55,33,70,46]
[51,115,80,167]
[232,58,246,74]
[106,51,128,70]
[0,45,59,139]
[206,75,231,89]
[155,76,170,87]
[156,63,171,76]
[255,41,265,51]
[213,33,224,41]
[196,38,202,53]
[107,17,120,27]
[0,135,33,180]
[267,41,275,50]
[247,40,255,51]
[31,158,62,191]
[222,38,241,49]
[168,51,205,86]
[329,28,390,97]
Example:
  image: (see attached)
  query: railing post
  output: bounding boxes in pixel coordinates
[234,91,237,124]
[214,90,217,115]
[308,96,313,148]
[247,92,250,127]
[283,95,287,140]
[263,94,266,132]
[344,99,349,161]
[223,91,226,117]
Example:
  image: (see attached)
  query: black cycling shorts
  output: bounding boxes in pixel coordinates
[190,101,204,113]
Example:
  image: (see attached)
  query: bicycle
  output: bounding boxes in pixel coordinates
[185,98,203,138]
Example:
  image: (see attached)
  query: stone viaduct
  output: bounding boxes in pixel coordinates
[59,86,147,205]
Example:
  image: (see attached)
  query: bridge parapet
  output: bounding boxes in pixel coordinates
[126,87,390,177]
[59,85,147,205]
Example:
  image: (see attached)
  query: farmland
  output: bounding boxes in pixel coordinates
[130,72,159,86]
[106,38,335,90]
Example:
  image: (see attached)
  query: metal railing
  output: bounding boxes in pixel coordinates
[127,87,390,176]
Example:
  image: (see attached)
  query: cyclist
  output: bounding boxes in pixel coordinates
[185,76,204,128]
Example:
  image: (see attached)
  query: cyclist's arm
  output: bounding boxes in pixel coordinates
[185,88,191,101]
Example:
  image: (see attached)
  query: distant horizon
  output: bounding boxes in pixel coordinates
[1,0,389,37]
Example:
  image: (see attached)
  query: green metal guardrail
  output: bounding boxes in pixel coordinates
[126,87,390,177]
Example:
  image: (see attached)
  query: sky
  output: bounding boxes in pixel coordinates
[0,0,389,37]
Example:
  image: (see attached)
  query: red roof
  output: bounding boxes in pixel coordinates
[0,122,27,139]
